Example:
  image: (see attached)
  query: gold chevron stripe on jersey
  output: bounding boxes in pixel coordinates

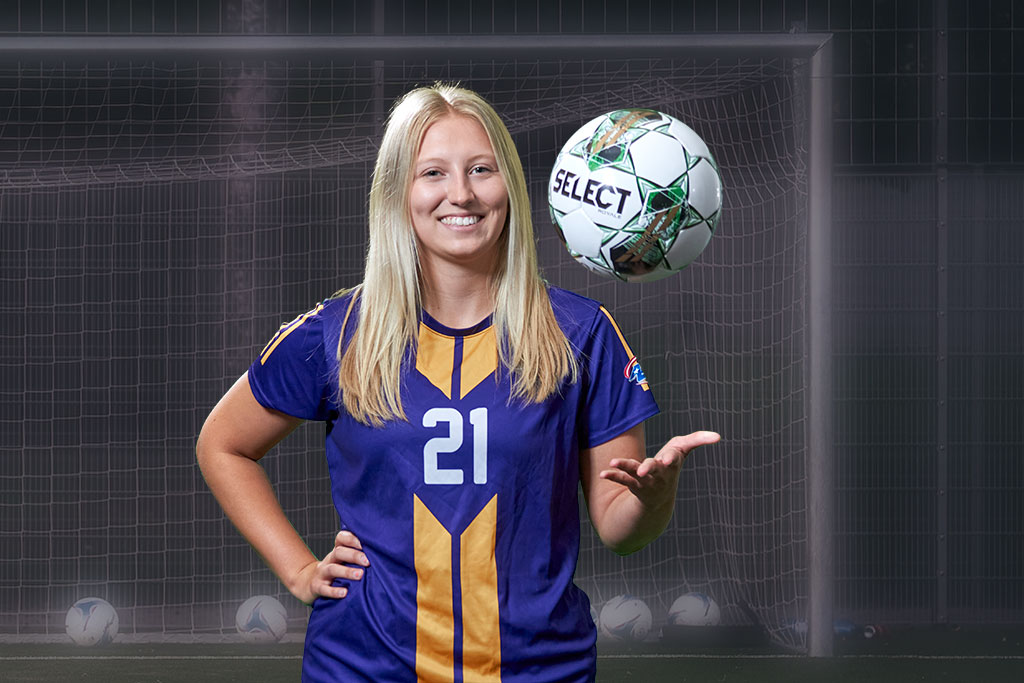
[415,323,499,400]
[414,495,501,681]
[459,495,501,681]
[259,302,325,365]
[416,325,456,399]
[460,327,498,399]
[413,495,455,682]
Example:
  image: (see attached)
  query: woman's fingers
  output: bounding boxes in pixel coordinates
[332,543,370,567]
[324,561,365,581]
[334,530,363,550]
[599,466,640,491]
[602,457,670,486]
[308,531,370,600]
[314,582,348,599]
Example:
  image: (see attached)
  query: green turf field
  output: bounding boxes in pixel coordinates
[3,628,1023,682]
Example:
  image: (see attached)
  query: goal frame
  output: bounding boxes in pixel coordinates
[2,32,834,656]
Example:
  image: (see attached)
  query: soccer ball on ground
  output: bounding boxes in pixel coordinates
[548,108,722,282]
[667,591,722,627]
[65,597,119,646]
[598,594,653,641]
[235,594,288,643]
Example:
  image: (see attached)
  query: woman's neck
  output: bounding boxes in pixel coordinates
[419,258,495,329]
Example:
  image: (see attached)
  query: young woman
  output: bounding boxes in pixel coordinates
[196,83,719,682]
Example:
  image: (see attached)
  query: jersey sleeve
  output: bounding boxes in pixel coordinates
[247,302,333,421]
[578,305,660,448]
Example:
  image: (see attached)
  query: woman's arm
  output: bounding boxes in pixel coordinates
[580,424,720,555]
[196,373,368,604]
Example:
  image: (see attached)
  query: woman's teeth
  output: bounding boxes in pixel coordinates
[441,216,480,226]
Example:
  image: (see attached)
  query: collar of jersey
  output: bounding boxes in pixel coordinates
[419,309,493,337]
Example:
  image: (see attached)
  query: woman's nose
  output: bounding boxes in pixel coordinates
[447,173,474,205]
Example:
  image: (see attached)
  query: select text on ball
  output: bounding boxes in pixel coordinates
[551,168,632,215]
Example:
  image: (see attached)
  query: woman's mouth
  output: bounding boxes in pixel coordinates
[440,215,481,226]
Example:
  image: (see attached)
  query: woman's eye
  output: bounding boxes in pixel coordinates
[471,166,492,174]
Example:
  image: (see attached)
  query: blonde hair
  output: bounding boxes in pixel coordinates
[338,83,577,426]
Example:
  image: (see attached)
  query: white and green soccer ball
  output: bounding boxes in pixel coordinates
[548,109,722,282]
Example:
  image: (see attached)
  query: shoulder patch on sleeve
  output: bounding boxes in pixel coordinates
[624,356,650,390]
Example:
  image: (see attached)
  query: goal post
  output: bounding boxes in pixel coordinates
[0,32,833,59]
[806,36,834,659]
[0,32,833,654]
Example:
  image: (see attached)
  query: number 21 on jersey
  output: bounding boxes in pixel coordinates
[422,407,487,485]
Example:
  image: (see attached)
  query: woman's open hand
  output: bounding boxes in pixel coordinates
[599,431,721,510]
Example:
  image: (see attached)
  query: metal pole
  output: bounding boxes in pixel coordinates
[806,36,834,658]
[0,33,833,59]
[933,0,950,626]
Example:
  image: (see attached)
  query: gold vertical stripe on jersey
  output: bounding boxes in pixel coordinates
[459,495,501,681]
[459,327,498,399]
[415,324,455,399]
[259,303,324,365]
[413,494,455,683]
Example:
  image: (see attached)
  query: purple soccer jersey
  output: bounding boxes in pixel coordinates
[247,287,658,682]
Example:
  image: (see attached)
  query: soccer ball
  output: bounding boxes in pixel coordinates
[548,108,722,282]
[235,595,288,643]
[598,594,653,641]
[667,591,722,627]
[65,597,119,646]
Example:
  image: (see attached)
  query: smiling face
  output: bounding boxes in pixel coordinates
[409,114,510,276]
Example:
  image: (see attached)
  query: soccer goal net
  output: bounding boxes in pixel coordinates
[0,37,826,651]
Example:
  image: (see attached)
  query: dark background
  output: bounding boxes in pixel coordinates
[0,0,1021,646]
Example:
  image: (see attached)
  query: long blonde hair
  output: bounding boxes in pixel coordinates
[339,83,577,426]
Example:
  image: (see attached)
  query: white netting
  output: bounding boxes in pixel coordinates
[0,55,810,649]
